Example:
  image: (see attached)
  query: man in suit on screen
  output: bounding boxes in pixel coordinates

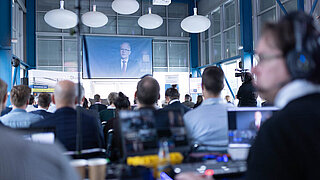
[117,42,140,77]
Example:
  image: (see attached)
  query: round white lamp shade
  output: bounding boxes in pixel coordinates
[82,5,108,28]
[44,0,78,29]
[138,8,163,29]
[112,0,139,15]
[181,8,211,33]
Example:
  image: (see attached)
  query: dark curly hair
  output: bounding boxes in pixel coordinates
[114,92,130,110]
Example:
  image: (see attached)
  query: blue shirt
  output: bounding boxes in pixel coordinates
[0,108,43,128]
[183,98,231,151]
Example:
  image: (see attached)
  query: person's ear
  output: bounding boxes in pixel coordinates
[52,95,56,105]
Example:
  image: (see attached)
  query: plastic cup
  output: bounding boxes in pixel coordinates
[70,159,88,179]
[88,158,107,180]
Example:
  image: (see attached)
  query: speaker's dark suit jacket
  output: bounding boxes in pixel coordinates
[31,109,53,119]
[114,58,140,77]
[31,107,105,151]
[163,100,191,115]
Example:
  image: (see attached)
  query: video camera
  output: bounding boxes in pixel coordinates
[235,62,249,82]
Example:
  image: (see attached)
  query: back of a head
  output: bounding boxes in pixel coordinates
[54,80,76,107]
[28,95,35,105]
[185,94,191,101]
[165,88,180,100]
[10,85,31,107]
[94,94,101,102]
[136,77,160,106]
[114,92,130,110]
[244,72,254,83]
[202,66,225,95]
[0,79,8,109]
[38,93,52,108]
[262,11,320,84]
[108,92,118,105]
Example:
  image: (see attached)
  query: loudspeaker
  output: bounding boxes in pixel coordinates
[21,77,28,86]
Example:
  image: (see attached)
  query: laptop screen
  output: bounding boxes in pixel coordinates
[118,109,189,157]
[227,107,278,145]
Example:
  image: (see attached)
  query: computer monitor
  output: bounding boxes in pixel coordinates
[118,109,189,157]
[16,128,56,144]
[227,107,278,145]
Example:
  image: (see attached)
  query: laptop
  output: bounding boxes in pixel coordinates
[118,109,189,158]
[227,107,279,146]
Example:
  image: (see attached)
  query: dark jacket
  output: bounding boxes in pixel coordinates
[0,107,12,117]
[247,93,320,180]
[163,101,190,115]
[237,81,257,107]
[31,109,53,119]
[89,103,107,112]
[31,107,105,151]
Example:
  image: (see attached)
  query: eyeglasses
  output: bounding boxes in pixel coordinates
[254,53,283,65]
[121,48,131,52]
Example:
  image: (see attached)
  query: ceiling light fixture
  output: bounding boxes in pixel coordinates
[82,5,108,28]
[180,4,211,33]
[44,0,78,29]
[138,7,163,29]
[111,0,139,15]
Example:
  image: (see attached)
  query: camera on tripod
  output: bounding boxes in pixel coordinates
[235,62,249,82]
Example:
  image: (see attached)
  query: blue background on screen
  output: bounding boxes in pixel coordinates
[83,36,152,78]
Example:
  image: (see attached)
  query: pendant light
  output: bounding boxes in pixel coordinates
[180,1,210,33]
[138,7,163,29]
[111,0,139,15]
[44,0,78,29]
[82,5,108,28]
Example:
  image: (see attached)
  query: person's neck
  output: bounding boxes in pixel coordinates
[55,104,75,110]
[121,58,129,61]
[39,106,49,110]
[203,92,220,100]
[138,103,155,109]
[13,105,27,110]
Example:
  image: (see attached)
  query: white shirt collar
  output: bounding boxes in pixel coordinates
[169,99,180,104]
[274,79,320,109]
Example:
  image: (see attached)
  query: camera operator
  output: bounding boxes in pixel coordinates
[236,72,257,107]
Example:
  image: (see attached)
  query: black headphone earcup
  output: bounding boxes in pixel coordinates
[286,50,316,79]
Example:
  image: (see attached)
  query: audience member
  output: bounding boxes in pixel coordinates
[163,88,190,114]
[225,95,233,104]
[83,98,89,109]
[31,93,53,118]
[0,106,11,117]
[0,85,43,128]
[135,76,160,110]
[193,95,203,109]
[246,12,320,179]
[107,92,118,109]
[184,66,229,151]
[26,95,37,112]
[236,72,257,107]
[31,80,105,151]
[89,94,107,112]
[182,94,195,108]
[0,78,79,179]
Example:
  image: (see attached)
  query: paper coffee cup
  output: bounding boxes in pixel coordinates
[70,159,88,179]
[88,158,107,180]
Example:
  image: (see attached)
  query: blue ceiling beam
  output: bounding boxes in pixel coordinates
[26,0,36,69]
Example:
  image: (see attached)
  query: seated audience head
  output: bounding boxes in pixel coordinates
[108,92,118,106]
[114,92,130,110]
[184,94,191,102]
[136,76,160,108]
[201,66,225,98]
[165,88,180,103]
[28,95,35,105]
[53,80,77,109]
[0,79,8,111]
[37,93,51,110]
[225,95,231,102]
[10,85,31,109]
[93,94,101,103]
[252,11,320,102]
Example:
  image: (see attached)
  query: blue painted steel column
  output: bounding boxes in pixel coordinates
[189,1,200,77]
[0,0,12,106]
[26,0,36,69]
[297,0,304,11]
[239,0,253,71]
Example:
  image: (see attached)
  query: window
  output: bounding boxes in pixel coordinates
[168,41,188,71]
[224,28,237,58]
[37,39,62,66]
[153,42,167,67]
[211,9,221,36]
[225,1,236,29]
[211,35,221,62]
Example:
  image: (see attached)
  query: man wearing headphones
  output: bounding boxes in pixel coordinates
[246,11,320,179]
[176,11,320,180]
